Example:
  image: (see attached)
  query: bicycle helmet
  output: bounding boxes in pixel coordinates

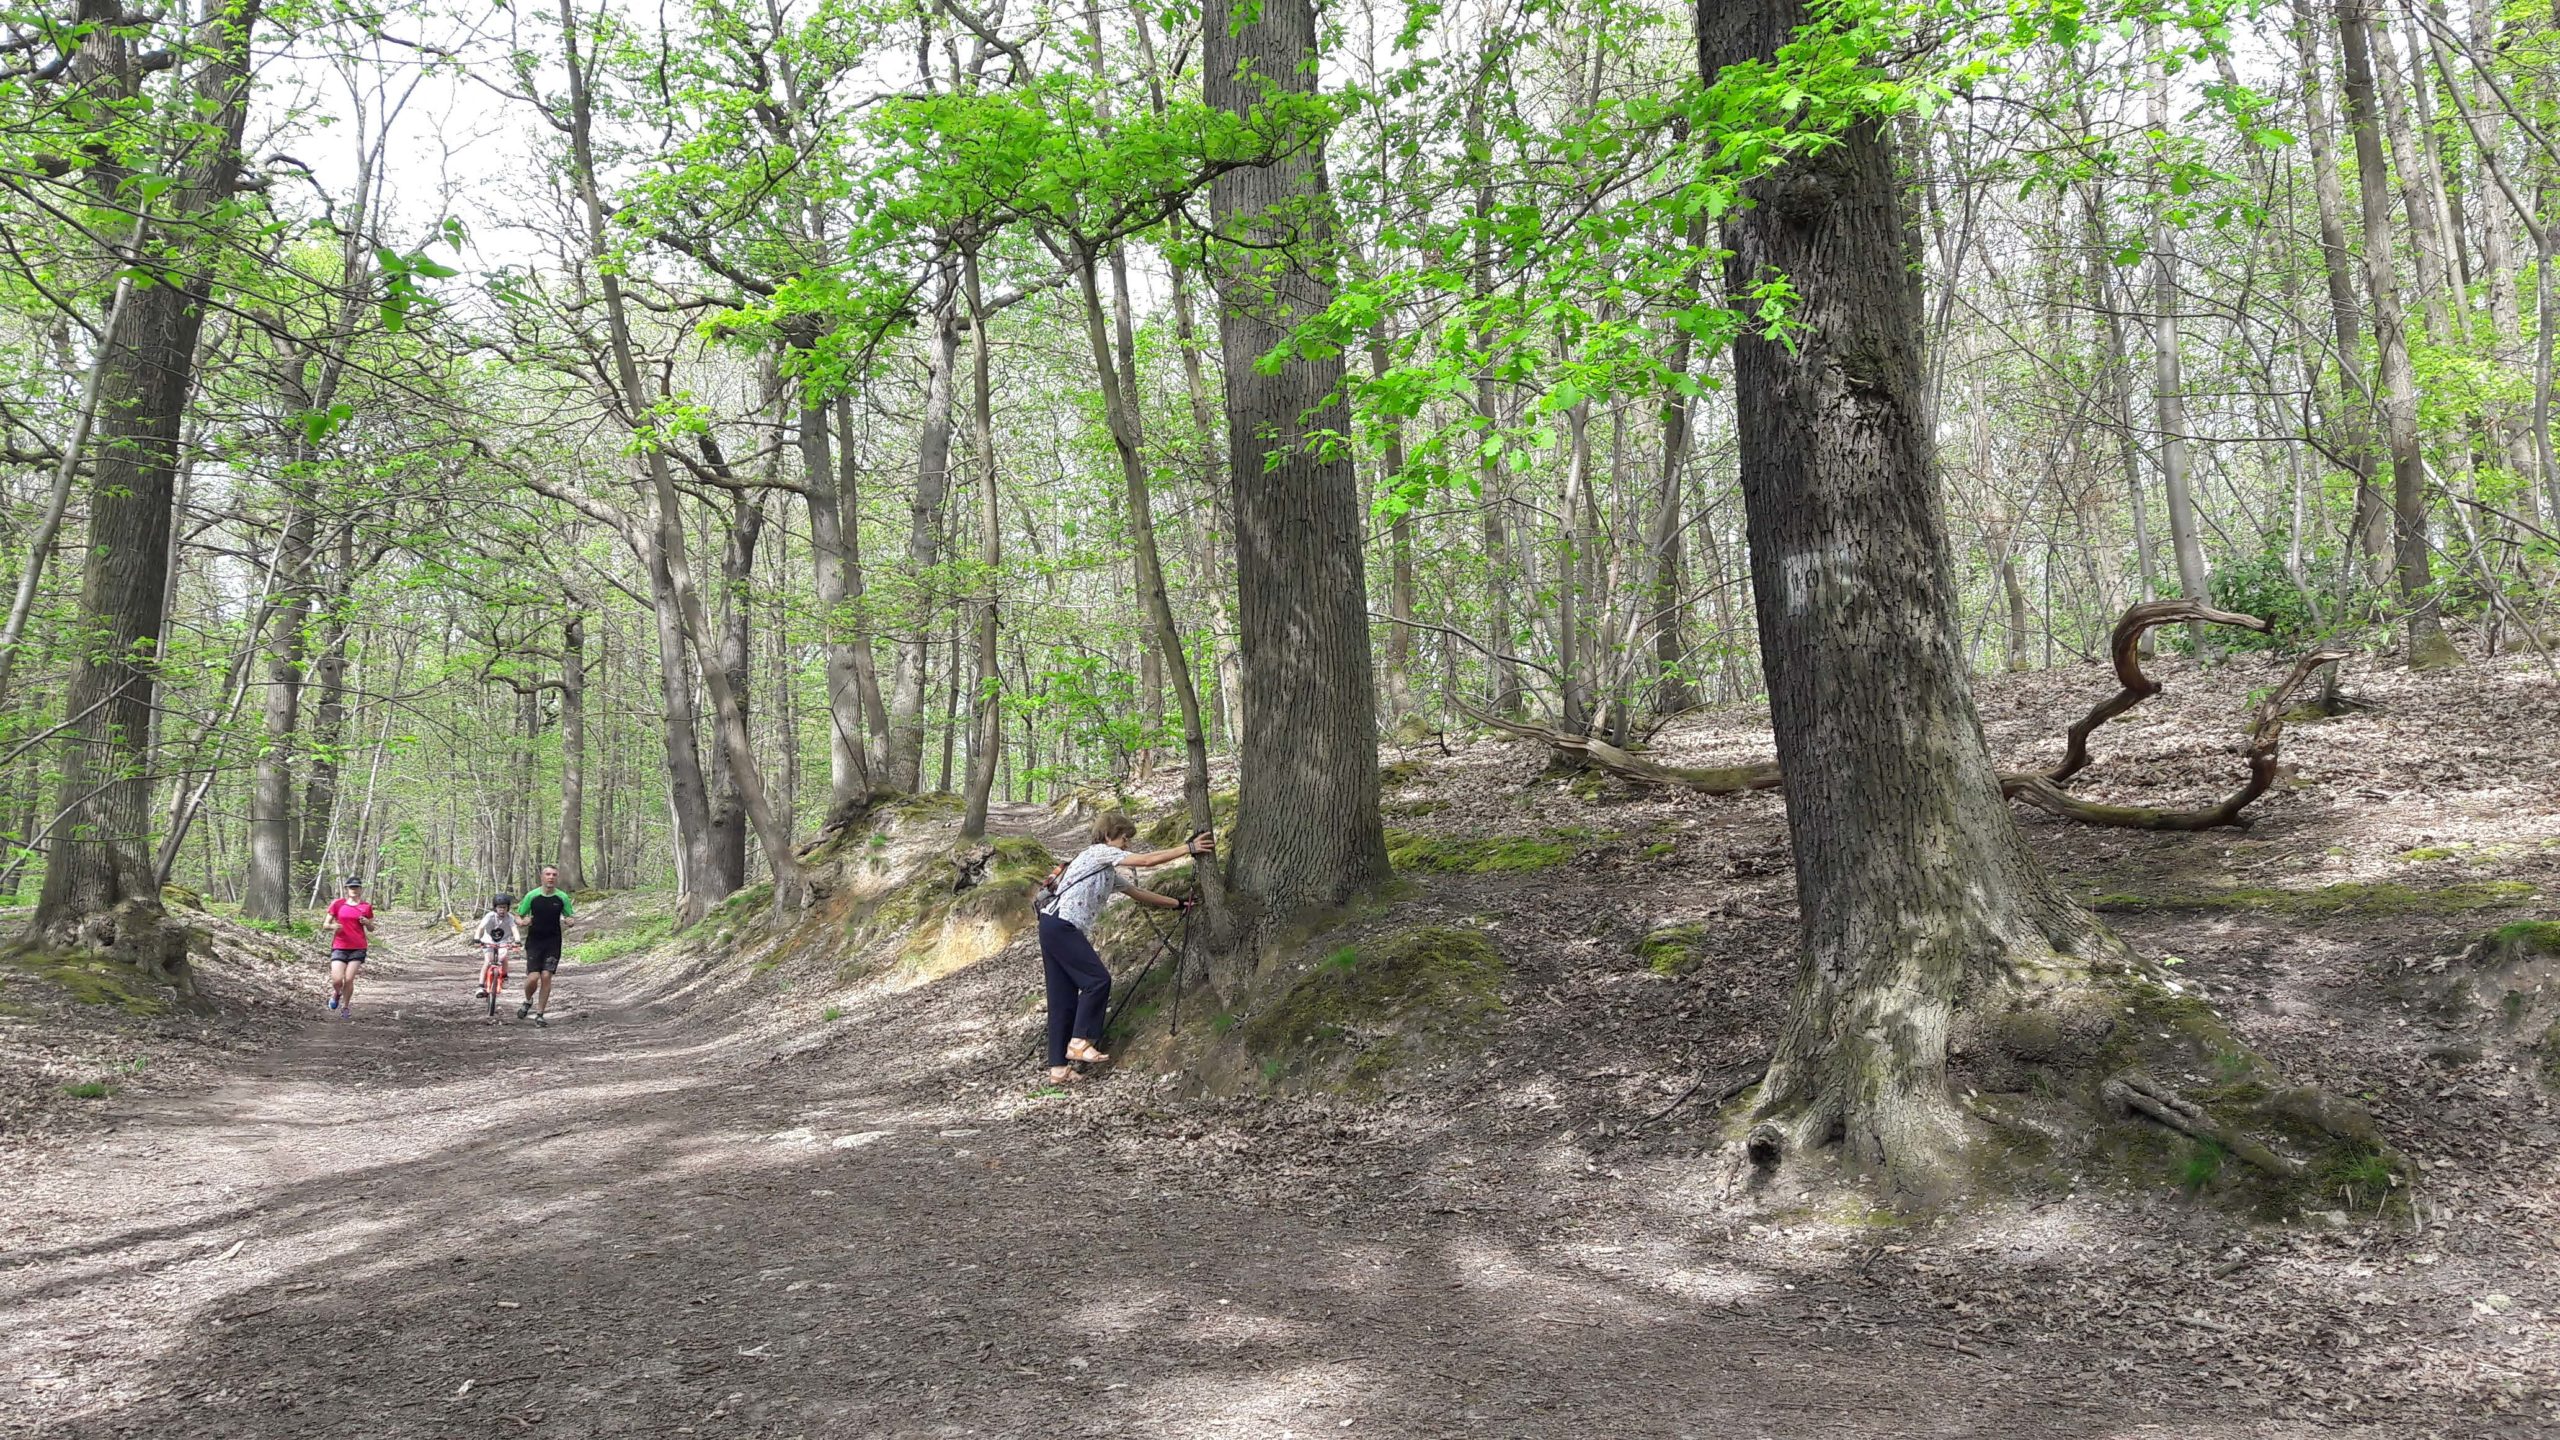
[492,894,516,909]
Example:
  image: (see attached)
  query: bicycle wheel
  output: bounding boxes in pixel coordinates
[484,965,499,1017]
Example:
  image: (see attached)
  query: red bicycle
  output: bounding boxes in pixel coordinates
[476,941,515,1020]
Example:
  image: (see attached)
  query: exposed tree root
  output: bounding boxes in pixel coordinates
[2100,1072,2303,1180]
[1476,602,2345,831]
[2046,600,2269,783]
[1459,703,1782,794]
[1997,644,2349,830]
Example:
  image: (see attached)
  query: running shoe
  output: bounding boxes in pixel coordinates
[518,1000,533,1021]
[534,1014,547,1029]
[474,986,489,999]
[328,994,339,1011]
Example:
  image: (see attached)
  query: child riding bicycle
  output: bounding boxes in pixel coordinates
[474,896,519,1000]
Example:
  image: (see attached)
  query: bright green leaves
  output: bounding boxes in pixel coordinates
[864,72,1329,250]
[373,239,463,333]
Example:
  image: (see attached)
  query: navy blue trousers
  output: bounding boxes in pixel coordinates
[1038,912,1111,1067]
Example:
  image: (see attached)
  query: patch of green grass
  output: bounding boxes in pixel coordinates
[2312,1144,2398,1209]
[2397,845,2469,863]
[1259,1056,1286,1085]
[62,1080,109,1099]
[1639,842,1676,862]
[1384,829,1579,875]
[2490,920,2560,955]
[1210,1011,1238,1034]
[2089,880,2537,917]
[569,911,678,965]
[1637,923,1709,976]
[240,916,318,940]
[2176,1138,2228,1193]
[1321,945,1360,973]
[822,1005,843,1022]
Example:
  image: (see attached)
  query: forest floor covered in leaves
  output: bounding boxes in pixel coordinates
[3,647,2557,1438]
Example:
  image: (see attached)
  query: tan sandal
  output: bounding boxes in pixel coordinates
[1045,1065,1085,1085]
[1066,1040,1111,1065]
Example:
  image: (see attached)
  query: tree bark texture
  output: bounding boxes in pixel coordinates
[36,0,263,954]
[1700,0,2110,1198]
[1204,0,1391,927]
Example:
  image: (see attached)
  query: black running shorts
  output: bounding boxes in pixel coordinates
[330,947,367,965]
[523,936,563,973]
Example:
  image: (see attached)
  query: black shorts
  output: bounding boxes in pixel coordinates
[523,936,562,973]
[330,948,367,965]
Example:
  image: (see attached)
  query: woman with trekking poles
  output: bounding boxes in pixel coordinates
[1036,811,1212,1084]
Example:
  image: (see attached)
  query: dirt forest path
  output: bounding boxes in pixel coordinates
[2,924,2388,1439]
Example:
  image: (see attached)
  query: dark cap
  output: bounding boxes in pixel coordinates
[343,876,365,887]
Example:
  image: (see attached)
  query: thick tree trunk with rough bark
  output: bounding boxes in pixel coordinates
[35,0,263,969]
[2335,0,2462,669]
[1204,0,1391,928]
[1701,0,2113,1199]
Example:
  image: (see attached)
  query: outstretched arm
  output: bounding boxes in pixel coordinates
[1125,886,1190,910]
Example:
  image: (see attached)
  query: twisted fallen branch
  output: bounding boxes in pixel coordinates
[1477,600,2348,831]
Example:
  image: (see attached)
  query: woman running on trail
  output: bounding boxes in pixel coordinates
[323,877,374,1018]
[1036,811,1211,1084]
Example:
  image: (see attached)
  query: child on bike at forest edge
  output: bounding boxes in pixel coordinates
[1035,812,1210,1085]
[324,877,374,1018]
[474,895,518,999]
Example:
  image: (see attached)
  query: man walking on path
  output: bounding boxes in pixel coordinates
[324,877,374,1018]
[515,866,575,1027]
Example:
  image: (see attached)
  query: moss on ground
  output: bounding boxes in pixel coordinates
[2488,920,2560,955]
[2088,880,2536,917]
[1142,791,1239,847]
[0,948,174,1016]
[1385,828,1596,875]
[1638,923,1708,976]
[1238,926,1505,1094]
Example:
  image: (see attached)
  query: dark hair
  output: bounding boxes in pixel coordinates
[1089,810,1136,845]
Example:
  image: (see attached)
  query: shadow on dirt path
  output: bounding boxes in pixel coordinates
[0,931,2408,1439]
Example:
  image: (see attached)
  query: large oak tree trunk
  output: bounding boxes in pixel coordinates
[1204,0,1391,930]
[1701,0,2111,1199]
[35,0,264,970]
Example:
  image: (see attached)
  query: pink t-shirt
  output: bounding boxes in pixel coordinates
[328,899,373,951]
